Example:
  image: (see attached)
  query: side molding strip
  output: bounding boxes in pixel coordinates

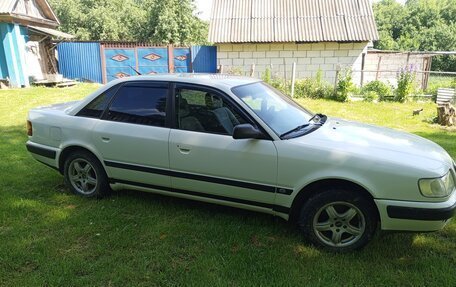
[105,160,293,195]
[109,178,291,214]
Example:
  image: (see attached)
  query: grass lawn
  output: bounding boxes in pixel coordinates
[1,84,455,286]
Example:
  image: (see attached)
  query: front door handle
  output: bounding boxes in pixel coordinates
[101,137,110,142]
[177,144,191,154]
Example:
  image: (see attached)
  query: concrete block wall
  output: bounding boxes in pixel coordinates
[361,53,429,87]
[217,42,368,84]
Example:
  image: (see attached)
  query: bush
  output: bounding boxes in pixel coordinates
[270,78,290,95]
[334,68,354,102]
[395,67,416,103]
[362,80,393,101]
[363,91,379,102]
[425,76,456,100]
[262,66,272,83]
[294,79,333,99]
[261,67,290,95]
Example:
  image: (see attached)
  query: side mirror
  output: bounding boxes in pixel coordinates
[232,124,266,140]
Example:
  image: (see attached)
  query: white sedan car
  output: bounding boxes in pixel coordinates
[26,74,455,251]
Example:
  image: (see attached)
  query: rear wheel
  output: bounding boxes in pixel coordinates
[298,189,377,252]
[63,151,110,198]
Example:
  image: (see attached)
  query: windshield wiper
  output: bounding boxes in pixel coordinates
[280,124,310,139]
[308,113,325,123]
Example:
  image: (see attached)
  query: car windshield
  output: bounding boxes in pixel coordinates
[231,82,313,136]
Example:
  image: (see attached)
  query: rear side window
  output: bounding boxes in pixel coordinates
[106,84,168,127]
[77,87,118,118]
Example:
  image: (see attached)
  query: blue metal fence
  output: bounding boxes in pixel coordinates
[191,46,217,73]
[57,42,216,84]
[57,42,103,83]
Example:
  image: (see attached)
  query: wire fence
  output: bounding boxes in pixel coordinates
[219,63,456,101]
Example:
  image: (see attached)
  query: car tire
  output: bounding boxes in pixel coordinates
[63,150,110,198]
[298,189,378,252]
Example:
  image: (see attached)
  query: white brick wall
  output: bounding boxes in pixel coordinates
[216,42,369,83]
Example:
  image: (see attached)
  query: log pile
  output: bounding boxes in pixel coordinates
[437,103,456,126]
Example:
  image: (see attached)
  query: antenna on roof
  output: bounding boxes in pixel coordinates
[129,65,142,75]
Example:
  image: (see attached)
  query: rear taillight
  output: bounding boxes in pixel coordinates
[26,120,32,136]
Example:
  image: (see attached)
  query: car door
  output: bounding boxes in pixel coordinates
[91,81,171,188]
[168,84,279,211]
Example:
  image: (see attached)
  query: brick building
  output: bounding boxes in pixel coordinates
[208,0,379,83]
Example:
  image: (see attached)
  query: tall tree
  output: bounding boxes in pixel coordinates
[49,0,208,45]
[373,0,456,71]
[142,0,208,45]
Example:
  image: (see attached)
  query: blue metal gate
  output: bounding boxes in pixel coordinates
[137,47,169,74]
[57,42,103,83]
[104,48,136,82]
[57,42,217,84]
[191,46,217,73]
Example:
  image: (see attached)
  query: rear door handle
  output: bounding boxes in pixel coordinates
[101,137,110,142]
[177,144,191,154]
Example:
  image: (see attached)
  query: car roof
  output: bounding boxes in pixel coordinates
[107,73,262,90]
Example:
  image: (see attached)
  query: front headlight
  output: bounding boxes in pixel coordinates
[419,171,455,198]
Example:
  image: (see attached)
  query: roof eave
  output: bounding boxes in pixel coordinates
[0,13,59,28]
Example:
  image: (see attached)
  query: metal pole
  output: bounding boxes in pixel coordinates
[335,64,341,91]
[291,62,296,98]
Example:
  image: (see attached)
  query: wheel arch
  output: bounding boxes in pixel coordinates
[58,144,105,175]
[288,178,380,223]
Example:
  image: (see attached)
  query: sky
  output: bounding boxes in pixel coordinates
[194,0,406,21]
[194,0,214,21]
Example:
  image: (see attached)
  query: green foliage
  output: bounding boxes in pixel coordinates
[363,91,379,102]
[362,80,393,101]
[334,69,354,102]
[270,78,290,95]
[262,67,272,83]
[425,76,456,99]
[373,0,456,71]
[395,68,417,102]
[145,0,208,45]
[294,77,333,99]
[260,67,290,95]
[48,0,208,45]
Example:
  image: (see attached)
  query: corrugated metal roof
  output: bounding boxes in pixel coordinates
[0,0,59,24]
[209,0,379,43]
[0,0,16,13]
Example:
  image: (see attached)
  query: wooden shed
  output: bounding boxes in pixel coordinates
[0,0,73,88]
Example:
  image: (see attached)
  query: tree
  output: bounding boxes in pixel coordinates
[48,0,208,45]
[373,0,456,71]
[142,0,208,45]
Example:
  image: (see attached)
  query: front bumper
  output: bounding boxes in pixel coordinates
[387,203,456,221]
[375,191,456,231]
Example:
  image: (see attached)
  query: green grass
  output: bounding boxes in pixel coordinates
[1,84,455,286]
[425,75,456,96]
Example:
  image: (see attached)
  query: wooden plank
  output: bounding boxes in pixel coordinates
[100,44,107,84]
[168,45,174,73]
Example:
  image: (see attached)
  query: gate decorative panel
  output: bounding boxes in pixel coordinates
[104,48,136,82]
[137,48,169,75]
[173,48,191,73]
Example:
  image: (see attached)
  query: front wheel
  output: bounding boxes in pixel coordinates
[298,189,378,252]
[63,151,110,198]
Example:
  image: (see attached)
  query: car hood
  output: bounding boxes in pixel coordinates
[292,117,454,173]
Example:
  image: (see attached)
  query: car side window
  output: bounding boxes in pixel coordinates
[106,84,168,127]
[176,87,247,135]
[77,86,118,118]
